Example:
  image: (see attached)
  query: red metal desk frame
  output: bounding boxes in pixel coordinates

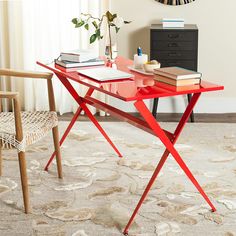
[37,57,224,235]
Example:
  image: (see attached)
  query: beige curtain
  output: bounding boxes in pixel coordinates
[0,0,25,111]
[0,0,110,114]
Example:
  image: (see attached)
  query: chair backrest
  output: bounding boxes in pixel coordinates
[0,69,55,112]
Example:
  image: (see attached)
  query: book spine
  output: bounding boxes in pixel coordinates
[153,71,177,80]
[60,54,81,63]
[55,64,77,72]
[162,22,185,28]
[154,79,177,86]
[156,81,200,92]
[162,18,185,22]
[154,68,202,80]
[55,59,105,68]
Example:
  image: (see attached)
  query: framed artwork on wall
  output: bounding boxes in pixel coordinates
[156,0,195,5]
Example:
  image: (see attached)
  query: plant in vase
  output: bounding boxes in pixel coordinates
[72,11,131,62]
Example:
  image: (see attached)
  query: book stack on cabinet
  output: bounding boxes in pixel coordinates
[162,18,185,28]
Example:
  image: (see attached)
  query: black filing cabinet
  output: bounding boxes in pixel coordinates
[150,24,198,122]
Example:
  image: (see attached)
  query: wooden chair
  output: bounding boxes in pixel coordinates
[0,69,63,213]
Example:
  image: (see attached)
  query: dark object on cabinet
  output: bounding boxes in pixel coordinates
[150,24,198,122]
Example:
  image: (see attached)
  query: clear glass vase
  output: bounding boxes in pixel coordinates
[104,26,118,66]
[105,42,118,61]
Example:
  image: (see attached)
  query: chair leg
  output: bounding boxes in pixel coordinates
[0,146,2,176]
[18,151,30,213]
[52,126,63,179]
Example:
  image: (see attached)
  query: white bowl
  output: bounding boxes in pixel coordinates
[143,63,161,73]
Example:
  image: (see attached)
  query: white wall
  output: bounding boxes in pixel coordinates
[110,0,236,113]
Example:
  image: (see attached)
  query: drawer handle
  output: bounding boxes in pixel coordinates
[168,34,179,39]
[168,43,178,48]
[168,52,181,57]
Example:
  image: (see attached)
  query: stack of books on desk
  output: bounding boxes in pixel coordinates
[153,67,201,88]
[162,18,185,28]
[55,49,105,72]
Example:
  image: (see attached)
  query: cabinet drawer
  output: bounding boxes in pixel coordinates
[152,41,195,51]
[151,50,197,60]
[159,60,197,71]
[151,31,196,42]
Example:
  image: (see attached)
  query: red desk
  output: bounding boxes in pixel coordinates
[37,57,224,235]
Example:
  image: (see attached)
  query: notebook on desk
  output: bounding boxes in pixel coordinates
[77,67,134,83]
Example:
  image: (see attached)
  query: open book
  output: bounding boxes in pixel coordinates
[77,67,134,82]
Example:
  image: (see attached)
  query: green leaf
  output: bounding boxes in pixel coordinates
[95,28,103,40]
[106,11,113,22]
[78,20,85,27]
[92,21,98,29]
[84,23,89,30]
[72,18,78,25]
[90,34,97,44]
[115,27,120,33]
[112,14,117,19]
[75,20,85,28]
[124,20,131,24]
[96,28,100,37]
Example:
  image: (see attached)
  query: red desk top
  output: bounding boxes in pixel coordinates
[37,57,224,102]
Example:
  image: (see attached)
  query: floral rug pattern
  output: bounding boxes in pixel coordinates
[0,122,236,236]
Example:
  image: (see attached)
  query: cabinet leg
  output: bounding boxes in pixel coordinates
[152,95,195,122]
[152,98,159,118]
[187,94,195,122]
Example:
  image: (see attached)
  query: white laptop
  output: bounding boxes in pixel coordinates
[77,67,134,82]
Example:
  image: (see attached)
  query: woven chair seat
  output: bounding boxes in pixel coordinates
[0,111,58,152]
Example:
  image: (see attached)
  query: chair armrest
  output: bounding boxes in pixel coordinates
[0,91,19,99]
[0,68,53,79]
[0,68,56,113]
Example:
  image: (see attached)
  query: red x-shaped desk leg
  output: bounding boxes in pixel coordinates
[44,73,122,171]
[45,87,94,170]
[123,92,216,235]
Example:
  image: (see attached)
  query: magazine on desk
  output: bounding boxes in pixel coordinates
[77,67,134,83]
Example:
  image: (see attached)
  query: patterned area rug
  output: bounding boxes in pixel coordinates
[0,121,236,236]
